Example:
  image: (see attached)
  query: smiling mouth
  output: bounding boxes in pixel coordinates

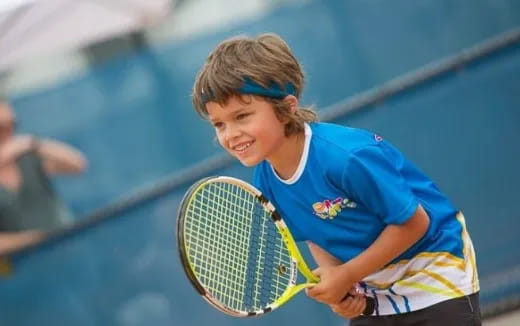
[232,141,254,153]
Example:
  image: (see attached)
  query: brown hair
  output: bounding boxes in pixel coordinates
[192,33,318,136]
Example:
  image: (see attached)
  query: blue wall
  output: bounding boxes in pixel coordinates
[11,0,520,216]
[2,0,519,325]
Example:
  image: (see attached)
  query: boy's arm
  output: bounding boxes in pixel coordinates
[307,235,372,319]
[307,241,341,266]
[307,204,430,305]
[345,204,430,282]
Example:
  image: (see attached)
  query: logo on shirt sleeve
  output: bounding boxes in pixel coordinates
[312,197,357,219]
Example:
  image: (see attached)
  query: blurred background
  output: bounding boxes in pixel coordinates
[0,0,519,325]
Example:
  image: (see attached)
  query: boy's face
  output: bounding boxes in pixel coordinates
[206,95,287,167]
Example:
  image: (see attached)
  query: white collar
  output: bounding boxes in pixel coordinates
[271,123,312,184]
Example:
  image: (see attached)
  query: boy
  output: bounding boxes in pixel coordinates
[191,33,480,325]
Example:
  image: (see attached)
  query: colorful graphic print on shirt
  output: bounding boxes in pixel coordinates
[312,197,357,219]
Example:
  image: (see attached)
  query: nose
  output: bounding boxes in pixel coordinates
[224,124,242,142]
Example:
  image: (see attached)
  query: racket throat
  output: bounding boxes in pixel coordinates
[271,282,314,310]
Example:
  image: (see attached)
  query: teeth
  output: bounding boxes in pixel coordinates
[234,142,252,151]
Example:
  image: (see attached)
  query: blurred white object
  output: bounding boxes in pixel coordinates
[0,0,36,13]
[0,0,173,71]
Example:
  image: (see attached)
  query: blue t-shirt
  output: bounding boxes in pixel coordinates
[253,122,479,315]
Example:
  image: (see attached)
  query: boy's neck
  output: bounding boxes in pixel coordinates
[268,131,305,180]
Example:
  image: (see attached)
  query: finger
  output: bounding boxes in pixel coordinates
[336,296,364,316]
[358,298,367,315]
[311,267,321,278]
[305,286,319,297]
[332,295,355,312]
[340,286,360,301]
[350,296,365,314]
[331,301,358,319]
[305,285,323,300]
[350,296,367,316]
[308,293,328,304]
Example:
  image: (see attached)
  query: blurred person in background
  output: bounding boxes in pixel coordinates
[0,98,87,254]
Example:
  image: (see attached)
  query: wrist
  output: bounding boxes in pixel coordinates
[341,259,366,283]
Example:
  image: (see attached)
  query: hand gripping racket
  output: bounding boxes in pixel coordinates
[177,176,375,317]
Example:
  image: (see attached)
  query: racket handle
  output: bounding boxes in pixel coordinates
[343,293,375,316]
[363,296,375,315]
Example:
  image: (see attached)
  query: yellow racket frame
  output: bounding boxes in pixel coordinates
[268,216,320,310]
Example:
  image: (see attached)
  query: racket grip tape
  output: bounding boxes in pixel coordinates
[363,296,375,315]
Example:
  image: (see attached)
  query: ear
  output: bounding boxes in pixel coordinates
[283,95,299,114]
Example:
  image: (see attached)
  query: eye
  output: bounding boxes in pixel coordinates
[212,121,224,129]
[236,112,251,120]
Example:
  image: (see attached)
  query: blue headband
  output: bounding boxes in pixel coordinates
[201,78,297,103]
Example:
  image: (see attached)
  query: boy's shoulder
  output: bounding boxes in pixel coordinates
[253,122,389,186]
[309,122,383,154]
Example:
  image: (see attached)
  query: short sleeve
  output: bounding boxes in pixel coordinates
[343,145,418,225]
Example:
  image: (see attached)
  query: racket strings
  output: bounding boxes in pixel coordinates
[187,184,251,307]
[183,181,293,312]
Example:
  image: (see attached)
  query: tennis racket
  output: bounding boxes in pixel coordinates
[177,176,375,317]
